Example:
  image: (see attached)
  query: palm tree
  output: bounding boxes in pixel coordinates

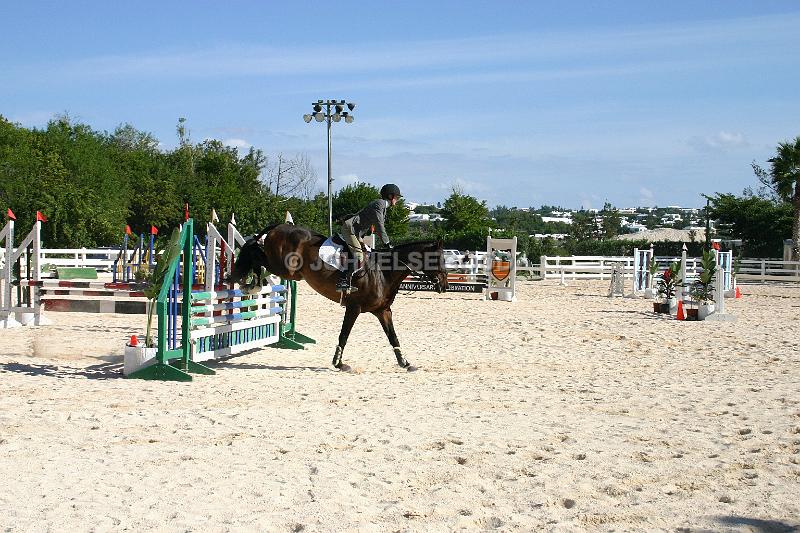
[754,136,800,260]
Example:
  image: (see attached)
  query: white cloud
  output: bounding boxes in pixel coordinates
[433,178,489,195]
[688,131,748,152]
[716,131,746,147]
[222,138,252,149]
[639,187,655,204]
[12,13,798,85]
[334,173,363,190]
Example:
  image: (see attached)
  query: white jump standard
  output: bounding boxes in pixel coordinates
[485,236,516,302]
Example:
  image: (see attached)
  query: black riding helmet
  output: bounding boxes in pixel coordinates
[380,183,402,200]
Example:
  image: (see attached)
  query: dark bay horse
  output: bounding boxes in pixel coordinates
[229,223,449,372]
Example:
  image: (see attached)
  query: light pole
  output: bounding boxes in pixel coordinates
[304,99,356,236]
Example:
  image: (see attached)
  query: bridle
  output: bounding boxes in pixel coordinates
[395,251,447,293]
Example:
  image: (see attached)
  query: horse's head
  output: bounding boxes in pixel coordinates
[427,240,449,293]
[229,236,270,293]
[395,240,448,293]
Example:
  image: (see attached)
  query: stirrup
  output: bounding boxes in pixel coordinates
[336,268,358,293]
[336,283,358,293]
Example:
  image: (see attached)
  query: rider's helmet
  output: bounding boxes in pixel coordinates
[380,183,402,200]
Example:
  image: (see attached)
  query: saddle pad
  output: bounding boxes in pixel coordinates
[318,237,345,271]
[318,237,371,272]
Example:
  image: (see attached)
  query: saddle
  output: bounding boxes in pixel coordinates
[318,235,370,273]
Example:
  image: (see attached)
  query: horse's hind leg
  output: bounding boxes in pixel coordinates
[333,304,360,372]
[373,308,416,372]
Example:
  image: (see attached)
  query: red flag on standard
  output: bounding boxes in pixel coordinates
[150,225,158,235]
[125,225,132,236]
[6,208,15,220]
[36,211,48,222]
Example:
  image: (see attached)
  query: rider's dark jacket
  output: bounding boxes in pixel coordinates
[344,199,390,245]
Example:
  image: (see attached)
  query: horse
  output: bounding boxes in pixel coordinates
[229,223,449,372]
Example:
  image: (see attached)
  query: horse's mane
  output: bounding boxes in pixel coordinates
[393,240,440,251]
[367,240,442,274]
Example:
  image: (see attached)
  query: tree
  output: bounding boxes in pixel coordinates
[441,189,490,233]
[490,205,549,234]
[600,202,622,239]
[753,136,800,259]
[263,153,318,199]
[333,182,379,222]
[412,204,440,214]
[710,193,792,257]
[567,210,596,242]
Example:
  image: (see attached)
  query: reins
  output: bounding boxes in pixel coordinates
[395,255,443,294]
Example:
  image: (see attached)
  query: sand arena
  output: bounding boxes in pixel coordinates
[1,280,799,531]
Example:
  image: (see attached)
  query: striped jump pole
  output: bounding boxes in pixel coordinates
[125,218,315,382]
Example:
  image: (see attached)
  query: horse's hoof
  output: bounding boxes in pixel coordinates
[406,365,418,372]
[336,363,353,373]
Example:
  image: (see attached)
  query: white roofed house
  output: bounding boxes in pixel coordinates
[541,216,572,224]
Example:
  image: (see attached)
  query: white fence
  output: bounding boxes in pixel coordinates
[737,259,800,282]
[0,247,138,273]
[6,246,800,283]
[38,248,121,270]
[538,255,800,283]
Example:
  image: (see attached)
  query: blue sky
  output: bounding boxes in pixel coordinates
[2,1,799,209]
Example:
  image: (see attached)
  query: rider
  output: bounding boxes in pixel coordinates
[337,183,402,292]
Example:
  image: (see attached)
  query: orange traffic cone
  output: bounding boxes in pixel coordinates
[676,300,685,320]
[735,286,742,298]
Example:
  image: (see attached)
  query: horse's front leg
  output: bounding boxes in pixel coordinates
[333,304,360,372]
[373,307,416,372]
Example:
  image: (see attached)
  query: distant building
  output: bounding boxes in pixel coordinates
[541,216,572,225]
[625,223,647,233]
[531,233,568,241]
[408,213,445,223]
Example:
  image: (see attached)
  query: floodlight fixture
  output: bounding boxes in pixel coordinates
[302,98,358,235]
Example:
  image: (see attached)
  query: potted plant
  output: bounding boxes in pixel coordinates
[655,261,681,314]
[683,289,699,320]
[123,227,181,375]
[689,249,717,320]
[684,301,699,320]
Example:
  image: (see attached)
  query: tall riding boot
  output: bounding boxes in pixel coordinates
[336,258,359,292]
[336,265,350,292]
[337,258,359,293]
